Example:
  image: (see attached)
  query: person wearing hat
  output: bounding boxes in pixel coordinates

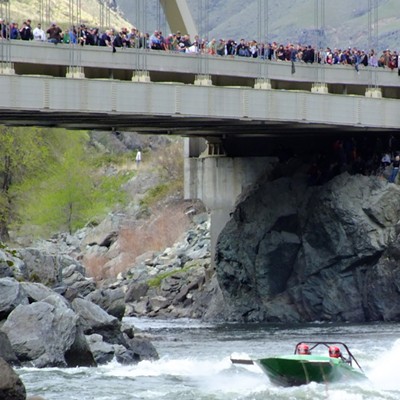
[46,22,62,44]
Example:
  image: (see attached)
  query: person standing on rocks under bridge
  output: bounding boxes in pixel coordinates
[135,149,142,168]
[388,155,400,183]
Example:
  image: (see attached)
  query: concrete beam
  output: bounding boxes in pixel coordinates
[159,0,197,38]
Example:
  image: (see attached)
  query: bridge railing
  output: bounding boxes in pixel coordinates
[2,41,400,97]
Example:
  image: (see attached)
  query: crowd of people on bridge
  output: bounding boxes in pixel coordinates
[1,17,400,73]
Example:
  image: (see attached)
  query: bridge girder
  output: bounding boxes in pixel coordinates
[159,0,197,38]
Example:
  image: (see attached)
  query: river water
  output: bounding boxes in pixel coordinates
[19,318,400,400]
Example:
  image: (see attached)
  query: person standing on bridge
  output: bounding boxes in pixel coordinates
[99,29,113,48]
[33,23,46,41]
[9,22,19,40]
[236,39,251,57]
[46,22,62,44]
[20,20,33,41]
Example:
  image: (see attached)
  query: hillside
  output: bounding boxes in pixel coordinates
[7,0,130,30]
[118,0,400,51]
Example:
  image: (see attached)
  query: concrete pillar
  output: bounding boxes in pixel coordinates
[194,74,212,86]
[0,63,15,75]
[184,137,207,158]
[132,71,151,83]
[365,87,382,98]
[311,83,329,94]
[184,145,276,265]
[66,66,85,79]
[254,78,272,90]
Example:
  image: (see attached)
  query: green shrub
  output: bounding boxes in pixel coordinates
[147,265,192,288]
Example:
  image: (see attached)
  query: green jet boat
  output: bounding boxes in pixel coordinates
[231,341,367,387]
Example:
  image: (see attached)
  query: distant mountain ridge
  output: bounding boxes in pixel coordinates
[117,0,400,52]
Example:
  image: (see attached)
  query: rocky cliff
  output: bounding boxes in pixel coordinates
[215,171,400,323]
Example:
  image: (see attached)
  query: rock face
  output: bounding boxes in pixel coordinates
[216,173,400,322]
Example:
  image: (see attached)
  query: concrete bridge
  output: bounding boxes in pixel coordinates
[2,39,400,259]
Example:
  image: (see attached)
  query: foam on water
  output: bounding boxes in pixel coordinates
[366,338,400,391]
[103,354,260,378]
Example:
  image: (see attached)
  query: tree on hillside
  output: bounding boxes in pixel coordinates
[0,126,49,241]
[14,132,95,236]
[13,130,131,238]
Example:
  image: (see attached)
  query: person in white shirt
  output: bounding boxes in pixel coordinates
[33,23,46,41]
[135,149,142,168]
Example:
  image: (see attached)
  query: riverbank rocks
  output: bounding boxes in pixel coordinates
[0,357,26,400]
[85,288,126,320]
[112,215,213,319]
[0,275,158,367]
[216,172,400,322]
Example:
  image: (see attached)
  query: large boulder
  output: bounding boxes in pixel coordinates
[85,334,115,364]
[0,278,28,320]
[71,298,123,345]
[20,282,58,302]
[17,248,61,285]
[0,332,20,366]
[61,264,96,296]
[216,173,400,322]
[0,357,26,400]
[0,248,25,281]
[1,295,89,367]
[122,335,159,362]
[85,288,126,320]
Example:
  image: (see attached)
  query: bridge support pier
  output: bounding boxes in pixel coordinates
[194,74,212,86]
[201,138,226,157]
[254,78,272,90]
[132,71,151,83]
[184,137,274,266]
[0,63,15,75]
[66,67,85,79]
[365,87,382,98]
[311,83,329,94]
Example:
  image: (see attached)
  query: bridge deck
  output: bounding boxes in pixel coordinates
[0,41,399,135]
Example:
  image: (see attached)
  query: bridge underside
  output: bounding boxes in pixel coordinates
[2,110,394,135]
[0,110,378,133]
[3,110,397,157]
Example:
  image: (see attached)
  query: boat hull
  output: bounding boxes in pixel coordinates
[255,355,366,387]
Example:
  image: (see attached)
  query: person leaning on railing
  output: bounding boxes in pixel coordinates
[46,22,62,44]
